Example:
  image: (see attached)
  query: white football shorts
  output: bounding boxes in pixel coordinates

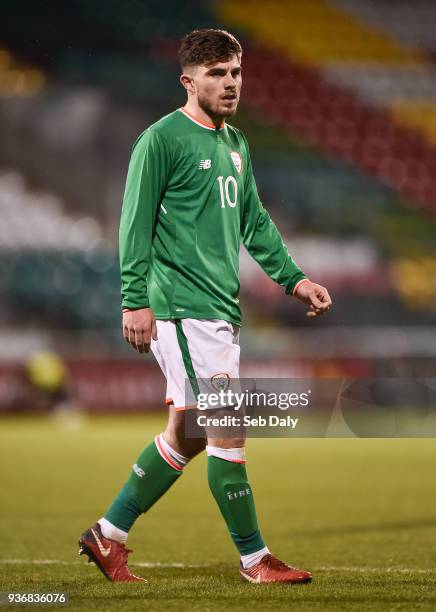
[150,319,240,411]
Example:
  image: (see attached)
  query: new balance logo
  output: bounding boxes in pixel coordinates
[133,463,145,478]
[198,159,212,169]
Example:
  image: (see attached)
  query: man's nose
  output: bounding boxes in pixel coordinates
[224,74,237,88]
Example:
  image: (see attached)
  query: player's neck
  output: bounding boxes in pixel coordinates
[182,101,225,129]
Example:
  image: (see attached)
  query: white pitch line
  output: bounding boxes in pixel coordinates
[0,559,208,568]
[134,562,208,568]
[313,566,436,574]
[1,560,435,573]
[0,560,79,566]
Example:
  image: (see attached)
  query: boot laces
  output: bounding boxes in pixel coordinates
[120,545,133,564]
[264,554,291,572]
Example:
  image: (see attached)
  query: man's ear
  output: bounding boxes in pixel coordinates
[180,73,196,94]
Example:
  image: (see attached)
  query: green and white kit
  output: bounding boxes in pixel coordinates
[151,318,240,409]
[119,108,307,405]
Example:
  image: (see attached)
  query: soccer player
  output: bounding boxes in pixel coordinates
[79,29,331,584]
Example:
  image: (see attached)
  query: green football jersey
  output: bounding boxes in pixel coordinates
[119,107,306,326]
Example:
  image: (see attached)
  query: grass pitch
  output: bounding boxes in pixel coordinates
[0,415,435,611]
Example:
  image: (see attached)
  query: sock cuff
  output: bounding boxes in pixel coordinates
[155,434,188,471]
[206,445,246,463]
[240,545,270,569]
[98,517,128,544]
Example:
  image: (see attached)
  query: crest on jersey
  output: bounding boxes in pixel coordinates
[211,372,230,392]
[230,151,242,174]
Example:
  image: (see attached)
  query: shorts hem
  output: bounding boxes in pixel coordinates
[174,404,199,412]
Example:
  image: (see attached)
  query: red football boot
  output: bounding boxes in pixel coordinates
[240,553,312,584]
[78,522,146,583]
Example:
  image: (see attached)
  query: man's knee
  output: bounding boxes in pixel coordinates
[163,429,206,459]
[163,409,206,459]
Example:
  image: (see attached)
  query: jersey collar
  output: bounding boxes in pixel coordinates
[179,107,224,131]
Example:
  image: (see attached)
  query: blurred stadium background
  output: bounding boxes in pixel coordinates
[0,0,435,414]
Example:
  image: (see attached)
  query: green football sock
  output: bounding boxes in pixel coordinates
[104,439,182,533]
[208,455,265,555]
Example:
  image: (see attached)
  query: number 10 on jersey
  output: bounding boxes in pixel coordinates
[217,175,238,208]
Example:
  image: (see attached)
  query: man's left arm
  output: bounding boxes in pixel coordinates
[240,145,332,317]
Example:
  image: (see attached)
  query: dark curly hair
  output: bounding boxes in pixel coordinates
[178,29,242,69]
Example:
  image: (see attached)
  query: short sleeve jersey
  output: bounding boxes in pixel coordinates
[119,108,306,326]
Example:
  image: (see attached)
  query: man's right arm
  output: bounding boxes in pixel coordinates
[119,129,171,351]
[119,128,171,309]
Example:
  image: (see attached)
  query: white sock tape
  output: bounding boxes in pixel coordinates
[156,433,189,470]
[206,445,246,463]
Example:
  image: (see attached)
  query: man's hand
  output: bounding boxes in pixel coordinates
[122,307,157,353]
[293,280,332,318]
